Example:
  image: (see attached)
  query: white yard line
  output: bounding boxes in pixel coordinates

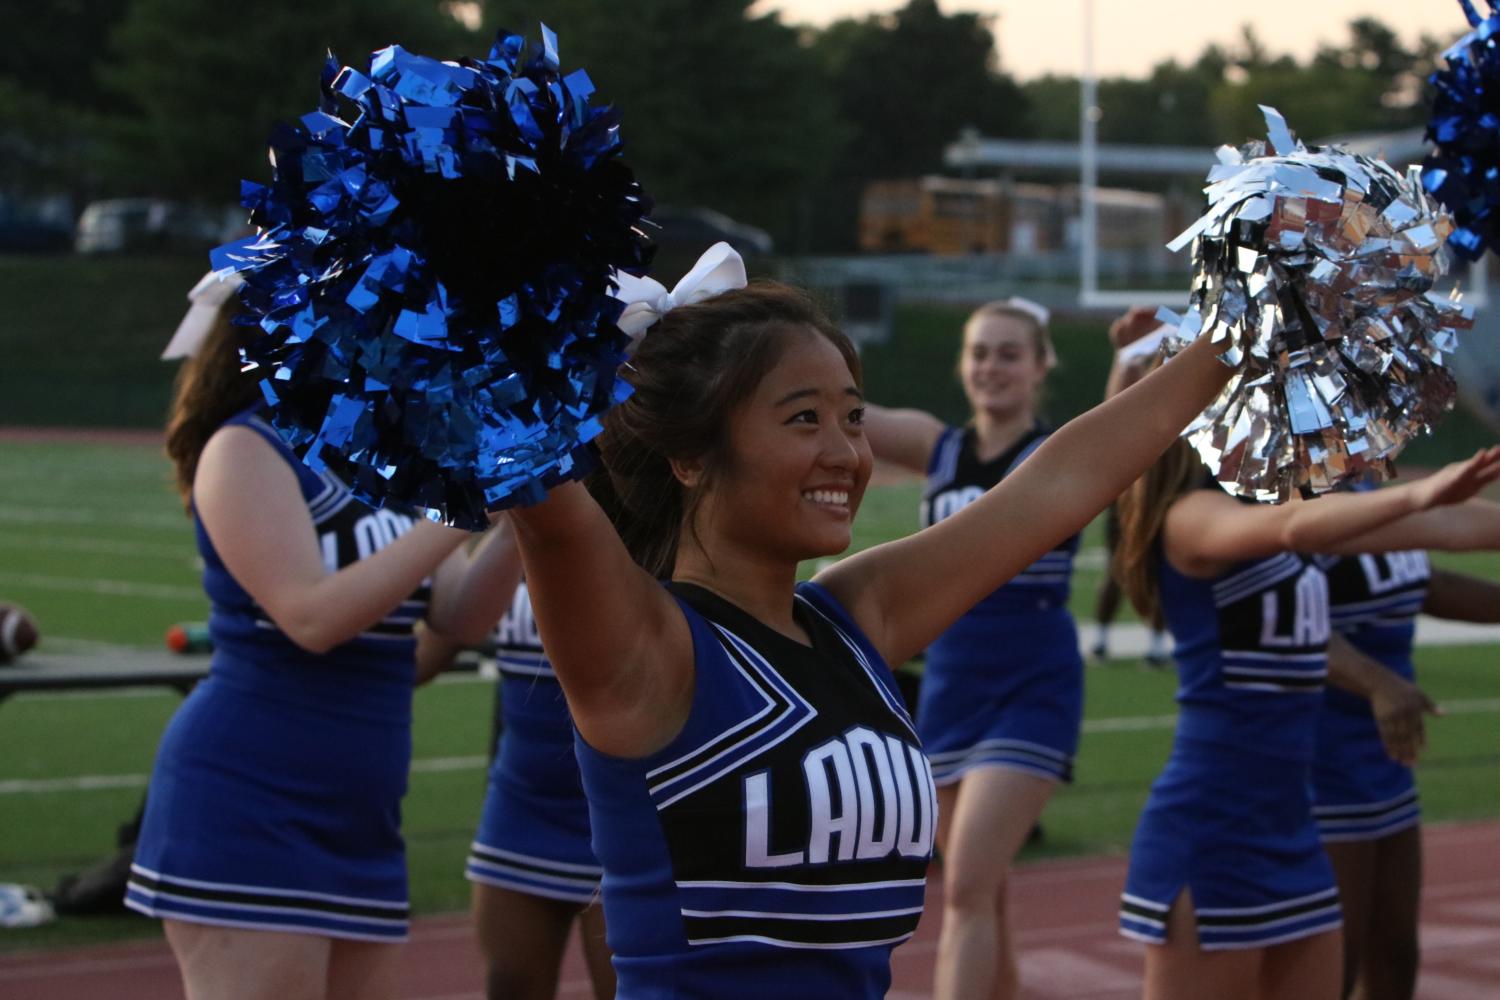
[0,571,201,601]
[0,532,196,560]
[0,504,184,530]
[7,700,1500,797]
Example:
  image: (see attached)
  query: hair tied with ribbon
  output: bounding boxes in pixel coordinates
[613,242,747,340]
[162,271,245,360]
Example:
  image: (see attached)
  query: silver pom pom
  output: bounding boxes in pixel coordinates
[1160,106,1471,502]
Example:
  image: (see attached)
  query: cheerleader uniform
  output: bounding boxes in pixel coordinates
[1119,540,1343,950]
[465,581,603,904]
[126,409,425,942]
[576,582,935,999]
[917,424,1082,784]
[1311,551,1428,842]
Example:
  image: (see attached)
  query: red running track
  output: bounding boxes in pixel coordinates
[4,820,1498,1000]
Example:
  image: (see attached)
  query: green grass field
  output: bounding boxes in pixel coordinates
[3,437,1500,954]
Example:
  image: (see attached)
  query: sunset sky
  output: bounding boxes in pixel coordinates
[764,0,1464,80]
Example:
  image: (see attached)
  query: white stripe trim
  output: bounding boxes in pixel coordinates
[1317,811,1422,843]
[1221,665,1328,679]
[128,863,408,910]
[797,593,916,741]
[1213,563,1307,608]
[1222,650,1326,663]
[1196,887,1339,917]
[123,897,407,943]
[1312,790,1419,816]
[678,877,927,892]
[466,844,603,876]
[682,905,924,921]
[926,737,1071,764]
[1198,916,1343,951]
[685,931,915,950]
[464,860,600,890]
[648,622,818,810]
[463,869,599,902]
[644,630,782,782]
[127,886,408,928]
[1212,554,1303,603]
[1121,892,1171,913]
[932,758,1065,785]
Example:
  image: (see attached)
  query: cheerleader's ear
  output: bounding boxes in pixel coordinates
[668,455,705,490]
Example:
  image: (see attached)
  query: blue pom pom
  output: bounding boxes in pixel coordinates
[211,27,654,528]
[1424,1,1500,260]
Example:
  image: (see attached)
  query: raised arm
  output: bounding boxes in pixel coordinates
[507,482,694,758]
[1423,566,1500,623]
[195,425,471,655]
[424,518,524,646]
[861,404,946,474]
[818,329,1234,666]
[1312,496,1500,556]
[1102,305,1165,400]
[1161,451,1500,577]
[1326,632,1437,766]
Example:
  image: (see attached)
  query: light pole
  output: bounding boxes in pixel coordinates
[1079,0,1099,304]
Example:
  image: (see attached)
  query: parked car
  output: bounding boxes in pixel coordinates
[74,199,240,254]
[0,195,74,253]
[647,204,773,281]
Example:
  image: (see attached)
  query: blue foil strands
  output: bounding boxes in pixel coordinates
[210,27,654,528]
[1160,107,1470,503]
[1424,0,1500,260]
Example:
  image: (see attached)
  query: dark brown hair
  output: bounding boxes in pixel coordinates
[1112,436,1204,625]
[164,306,263,510]
[587,281,860,578]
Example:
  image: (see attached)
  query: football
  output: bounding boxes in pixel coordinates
[0,603,39,664]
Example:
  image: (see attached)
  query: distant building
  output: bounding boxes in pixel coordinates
[858,175,1171,261]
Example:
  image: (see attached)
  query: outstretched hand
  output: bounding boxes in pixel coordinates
[1368,671,1441,767]
[1411,446,1500,511]
[1107,305,1162,351]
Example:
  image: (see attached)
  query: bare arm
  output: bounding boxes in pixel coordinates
[195,426,469,655]
[424,518,523,646]
[817,330,1234,666]
[861,404,945,474]
[507,482,694,758]
[412,620,464,685]
[1423,566,1500,623]
[1161,452,1500,578]
[1326,632,1437,766]
[1102,306,1164,400]
[1312,497,1500,555]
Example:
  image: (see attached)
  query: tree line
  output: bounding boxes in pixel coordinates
[0,0,1453,253]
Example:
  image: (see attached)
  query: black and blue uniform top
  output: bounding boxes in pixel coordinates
[493,580,552,679]
[197,408,427,721]
[574,581,934,999]
[920,424,1078,661]
[1321,550,1427,686]
[921,424,1077,606]
[1157,489,1331,763]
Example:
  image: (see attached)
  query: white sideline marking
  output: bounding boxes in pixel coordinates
[0,755,491,795]
[0,571,200,601]
[0,504,184,530]
[5,698,1500,796]
[0,532,196,560]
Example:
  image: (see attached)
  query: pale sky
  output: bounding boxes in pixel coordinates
[766,1,1463,80]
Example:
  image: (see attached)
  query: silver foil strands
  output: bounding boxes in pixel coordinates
[1158,106,1471,502]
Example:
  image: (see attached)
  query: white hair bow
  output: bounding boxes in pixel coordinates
[161,271,244,360]
[1002,296,1050,328]
[613,242,747,339]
